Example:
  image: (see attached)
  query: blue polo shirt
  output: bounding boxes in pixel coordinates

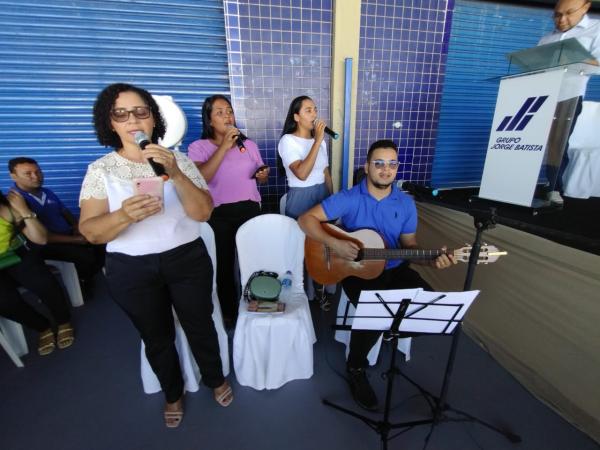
[321,179,417,269]
[13,185,72,235]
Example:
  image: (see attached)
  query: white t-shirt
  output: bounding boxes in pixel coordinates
[278,134,329,188]
[79,150,208,256]
[538,15,600,97]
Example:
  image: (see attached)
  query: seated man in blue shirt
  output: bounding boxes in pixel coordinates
[9,157,104,293]
[298,139,456,411]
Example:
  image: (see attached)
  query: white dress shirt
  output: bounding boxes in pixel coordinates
[538,15,600,96]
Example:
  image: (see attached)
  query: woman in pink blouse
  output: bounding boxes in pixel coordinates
[188,95,269,326]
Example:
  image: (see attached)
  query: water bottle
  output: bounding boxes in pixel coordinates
[279,271,292,302]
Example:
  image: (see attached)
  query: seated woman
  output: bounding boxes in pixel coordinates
[79,83,232,428]
[0,190,74,356]
[188,95,269,326]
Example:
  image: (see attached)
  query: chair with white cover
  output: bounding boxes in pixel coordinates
[140,222,230,394]
[0,317,28,367]
[233,214,316,390]
[563,100,600,199]
[45,260,84,307]
[335,289,412,365]
[279,193,287,215]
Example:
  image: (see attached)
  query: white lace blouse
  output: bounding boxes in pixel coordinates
[79,150,210,256]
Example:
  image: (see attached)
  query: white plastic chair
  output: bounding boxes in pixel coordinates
[335,289,412,366]
[154,94,187,150]
[140,222,230,394]
[0,317,28,367]
[279,193,287,215]
[45,260,84,307]
[233,214,316,390]
[563,101,600,198]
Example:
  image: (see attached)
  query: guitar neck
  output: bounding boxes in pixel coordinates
[359,248,444,261]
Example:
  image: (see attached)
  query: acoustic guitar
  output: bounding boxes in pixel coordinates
[305,223,507,284]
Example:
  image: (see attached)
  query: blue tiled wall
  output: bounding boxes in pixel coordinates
[354,0,453,184]
[223,0,453,210]
[224,0,333,211]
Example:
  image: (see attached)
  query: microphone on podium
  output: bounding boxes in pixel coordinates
[400,181,439,199]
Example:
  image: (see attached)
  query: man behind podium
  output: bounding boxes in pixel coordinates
[538,0,600,204]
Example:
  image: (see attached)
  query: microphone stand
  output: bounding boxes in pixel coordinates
[399,207,521,447]
[323,298,412,450]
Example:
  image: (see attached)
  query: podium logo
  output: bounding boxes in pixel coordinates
[496,96,548,132]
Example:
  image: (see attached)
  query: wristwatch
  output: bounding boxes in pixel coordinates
[21,212,37,220]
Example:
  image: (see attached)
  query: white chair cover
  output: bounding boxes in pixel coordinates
[0,317,28,368]
[140,223,230,394]
[45,260,84,307]
[279,193,287,215]
[563,101,600,199]
[233,214,316,390]
[335,289,411,366]
[153,94,187,150]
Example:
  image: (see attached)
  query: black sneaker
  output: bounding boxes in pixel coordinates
[347,367,378,411]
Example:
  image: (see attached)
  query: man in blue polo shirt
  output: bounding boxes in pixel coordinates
[9,157,104,292]
[299,140,456,411]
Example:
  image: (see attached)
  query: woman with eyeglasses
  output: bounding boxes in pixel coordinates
[188,95,268,326]
[278,95,335,304]
[0,190,73,356]
[79,83,233,429]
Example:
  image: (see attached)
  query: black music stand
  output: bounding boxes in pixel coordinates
[323,284,521,450]
[406,207,523,446]
[324,289,482,449]
[324,293,412,450]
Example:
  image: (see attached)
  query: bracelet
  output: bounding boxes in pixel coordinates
[21,213,37,220]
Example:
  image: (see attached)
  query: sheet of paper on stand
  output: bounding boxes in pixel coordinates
[352,289,480,334]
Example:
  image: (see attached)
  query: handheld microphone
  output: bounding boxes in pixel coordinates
[324,126,339,140]
[314,120,339,140]
[134,131,168,179]
[400,182,439,199]
[236,131,247,152]
[227,126,247,152]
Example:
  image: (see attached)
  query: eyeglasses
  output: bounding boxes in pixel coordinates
[110,106,152,122]
[370,159,399,170]
[553,2,587,19]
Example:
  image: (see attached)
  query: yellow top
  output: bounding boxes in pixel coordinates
[0,210,23,255]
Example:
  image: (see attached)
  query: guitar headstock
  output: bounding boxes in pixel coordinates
[453,245,507,264]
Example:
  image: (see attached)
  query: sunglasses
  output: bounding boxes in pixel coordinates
[110,106,152,122]
[370,159,399,170]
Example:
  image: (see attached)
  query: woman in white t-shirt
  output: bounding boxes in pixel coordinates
[79,83,232,428]
[278,96,335,304]
[278,95,333,219]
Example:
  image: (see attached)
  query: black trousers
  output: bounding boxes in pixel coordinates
[208,200,260,320]
[342,262,432,369]
[31,242,106,282]
[546,96,583,192]
[105,238,224,403]
[0,246,71,332]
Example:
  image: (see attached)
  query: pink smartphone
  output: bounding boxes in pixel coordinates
[133,177,164,211]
